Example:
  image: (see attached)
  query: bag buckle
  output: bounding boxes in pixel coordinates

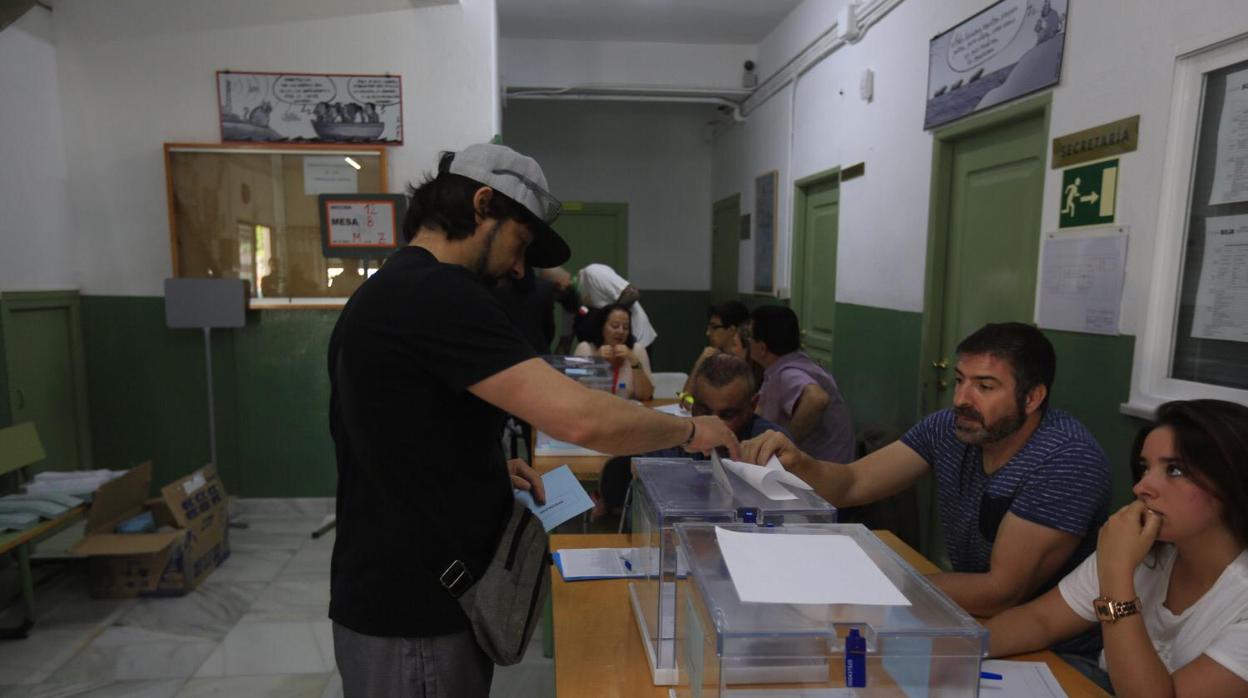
[439,560,474,598]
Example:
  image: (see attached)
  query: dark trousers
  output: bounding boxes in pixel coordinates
[334,622,493,698]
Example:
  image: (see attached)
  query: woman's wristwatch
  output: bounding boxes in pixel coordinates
[1093,595,1141,622]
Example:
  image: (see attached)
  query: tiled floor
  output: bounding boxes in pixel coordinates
[0,500,554,697]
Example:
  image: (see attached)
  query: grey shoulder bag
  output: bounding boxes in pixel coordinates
[435,498,551,666]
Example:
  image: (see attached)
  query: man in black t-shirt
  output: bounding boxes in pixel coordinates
[328,143,740,698]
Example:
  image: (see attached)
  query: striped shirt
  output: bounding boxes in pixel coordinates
[901,407,1110,595]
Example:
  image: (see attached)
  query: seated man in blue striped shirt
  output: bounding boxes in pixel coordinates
[742,323,1111,640]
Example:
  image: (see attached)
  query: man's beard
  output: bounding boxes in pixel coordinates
[953,401,1026,445]
[471,221,504,284]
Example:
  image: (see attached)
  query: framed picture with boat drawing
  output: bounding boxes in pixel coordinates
[216,70,403,145]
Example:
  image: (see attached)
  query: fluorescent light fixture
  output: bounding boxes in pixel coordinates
[344,157,362,170]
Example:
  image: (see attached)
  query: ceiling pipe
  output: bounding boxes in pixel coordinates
[506,87,748,122]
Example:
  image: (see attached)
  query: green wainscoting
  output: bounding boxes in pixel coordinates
[1043,329,1147,507]
[641,290,712,374]
[82,296,339,498]
[829,303,924,435]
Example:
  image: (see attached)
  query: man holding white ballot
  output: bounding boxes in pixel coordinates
[741,323,1111,654]
[328,144,740,698]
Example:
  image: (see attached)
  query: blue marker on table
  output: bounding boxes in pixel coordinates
[619,556,633,572]
[980,671,1003,681]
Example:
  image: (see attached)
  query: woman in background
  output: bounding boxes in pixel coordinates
[986,399,1248,696]
[573,304,654,400]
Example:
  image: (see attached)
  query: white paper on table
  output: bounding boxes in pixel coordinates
[720,456,813,501]
[715,527,909,605]
[1210,68,1248,206]
[1191,214,1248,343]
[651,402,689,416]
[979,660,1067,697]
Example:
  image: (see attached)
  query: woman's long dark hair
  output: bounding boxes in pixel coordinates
[1133,400,1248,546]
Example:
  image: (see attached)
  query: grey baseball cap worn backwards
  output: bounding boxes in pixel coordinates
[449,143,571,268]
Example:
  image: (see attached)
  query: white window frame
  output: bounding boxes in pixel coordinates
[1124,33,1248,419]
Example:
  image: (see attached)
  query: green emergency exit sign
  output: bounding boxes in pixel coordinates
[1059,159,1119,228]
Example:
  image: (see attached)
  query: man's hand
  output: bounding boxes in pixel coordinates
[508,458,545,505]
[683,416,740,459]
[741,429,815,472]
[1097,500,1161,593]
[698,346,719,362]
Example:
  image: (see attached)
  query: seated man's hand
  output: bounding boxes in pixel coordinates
[741,430,813,473]
[698,346,720,362]
[684,416,740,459]
[508,458,545,505]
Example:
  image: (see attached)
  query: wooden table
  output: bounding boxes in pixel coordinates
[550,532,1109,698]
[532,399,683,482]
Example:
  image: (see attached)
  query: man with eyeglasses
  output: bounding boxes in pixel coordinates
[327,143,741,697]
[682,300,751,395]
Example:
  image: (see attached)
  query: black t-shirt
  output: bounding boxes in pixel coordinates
[327,246,536,637]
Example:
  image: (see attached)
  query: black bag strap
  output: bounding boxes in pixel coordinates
[333,347,479,598]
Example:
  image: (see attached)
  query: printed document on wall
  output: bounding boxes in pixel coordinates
[1192,215,1248,343]
[1210,68,1248,206]
[1037,229,1128,335]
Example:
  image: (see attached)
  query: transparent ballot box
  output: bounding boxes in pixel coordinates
[540,355,614,391]
[675,523,988,697]
[629,458,836,685]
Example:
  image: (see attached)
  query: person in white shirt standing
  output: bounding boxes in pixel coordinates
[986,399,1248,696]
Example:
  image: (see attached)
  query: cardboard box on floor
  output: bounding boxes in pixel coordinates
[70,461,230,597]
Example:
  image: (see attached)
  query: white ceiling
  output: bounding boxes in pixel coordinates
[497,0,804,45]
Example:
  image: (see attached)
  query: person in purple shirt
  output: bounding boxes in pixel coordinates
[748,305,856,464]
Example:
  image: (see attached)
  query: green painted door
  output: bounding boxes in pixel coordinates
[3,299,89,473]
[930,111,1047,404]
[554,202,628,277]
[710,195,740,303]
[793,174,840,367]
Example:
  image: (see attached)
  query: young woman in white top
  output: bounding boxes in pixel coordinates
[573,303,654,401]
[986,399,1248,696]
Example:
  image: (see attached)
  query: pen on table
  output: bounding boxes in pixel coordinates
[619,556,632,571]
[980,671,1003,681]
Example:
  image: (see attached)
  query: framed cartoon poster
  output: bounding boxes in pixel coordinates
[217,71,403,144]
[753,171,778,294]
[924,0,1067,130]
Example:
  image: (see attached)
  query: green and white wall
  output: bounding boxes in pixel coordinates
[4,0,1246,502]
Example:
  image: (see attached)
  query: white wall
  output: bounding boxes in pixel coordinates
[501,38,754,90]
[504,99,715,290]
[0,7,75,291]
[711,84,794,296]
[50,0,499,296]
[713,0,1248,326]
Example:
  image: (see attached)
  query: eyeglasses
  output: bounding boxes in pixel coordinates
[691,400,745,422]
[707,322,727,331]
[492,168,562,223]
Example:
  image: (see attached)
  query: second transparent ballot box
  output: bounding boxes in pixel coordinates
[628,457,836,684]
[540,355,614,391]
[675,523,988,697]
